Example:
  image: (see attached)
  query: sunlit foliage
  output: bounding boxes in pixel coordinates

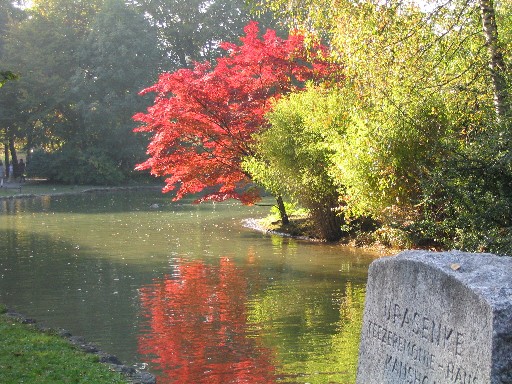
[134,22,339,204]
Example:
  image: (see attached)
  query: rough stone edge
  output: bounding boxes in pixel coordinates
[1,308,156,384]
[388,250,512,303]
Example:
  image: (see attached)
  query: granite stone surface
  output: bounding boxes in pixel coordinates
[356,250,512,384]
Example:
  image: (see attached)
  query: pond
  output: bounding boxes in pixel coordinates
[0,189,381,383]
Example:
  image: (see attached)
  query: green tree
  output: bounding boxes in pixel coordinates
[250,0,484,207]
[0,0,25,55]
[128,0,282,69]
[30,0,102,32]
[251,0,512,253]
[0,0,25,167]
[244,85,346,241]
[1,0,162,184]
[1,1,89,152]
[60,0,163,183]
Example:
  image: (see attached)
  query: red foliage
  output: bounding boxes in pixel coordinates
[134,22,341,204]
[138,258,277,383]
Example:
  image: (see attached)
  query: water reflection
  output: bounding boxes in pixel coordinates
[247,276,366,383]
[139,255,368,384]
[0,191,381,383]
[139,258,277,383]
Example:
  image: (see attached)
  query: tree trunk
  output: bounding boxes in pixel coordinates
[3,142,8,170]
[479,0,510,122]
[8,136,17,178]
[275,195,290,225]
[313,207,343,242]
[310,196,344,242]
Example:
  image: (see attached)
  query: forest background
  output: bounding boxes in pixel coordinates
[1,0,511,255]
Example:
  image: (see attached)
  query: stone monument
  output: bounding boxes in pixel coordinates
[356,250,512,384]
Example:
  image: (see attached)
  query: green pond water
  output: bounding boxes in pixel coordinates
[0,190,381,383]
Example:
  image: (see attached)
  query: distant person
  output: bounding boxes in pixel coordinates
[0,160,4,187]
[18,159,26,182]
[8,162,13,182]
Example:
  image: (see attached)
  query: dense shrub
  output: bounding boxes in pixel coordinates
[244,85,346,241]
[27,148,128,185]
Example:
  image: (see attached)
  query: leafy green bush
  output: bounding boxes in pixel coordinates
[27,148,127,185]
[244,85,346,241]
[411,129,512,255]
[331,95,453,219]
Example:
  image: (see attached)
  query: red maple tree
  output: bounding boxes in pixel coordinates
[134,21,340,204]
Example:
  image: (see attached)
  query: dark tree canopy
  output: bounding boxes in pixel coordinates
[128,0,283,69]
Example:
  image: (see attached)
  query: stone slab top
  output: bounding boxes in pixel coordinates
[382,250,512,308]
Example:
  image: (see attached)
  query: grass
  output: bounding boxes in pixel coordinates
[0,307,128,383]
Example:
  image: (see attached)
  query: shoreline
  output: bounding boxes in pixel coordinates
[242,217,325,242]
[242,217,399,255]
[0,183,162,201]
[1,182,396,252]
[0,183,163,382]
[1,307,156,384]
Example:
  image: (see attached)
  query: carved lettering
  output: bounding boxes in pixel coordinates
[401,307,410,327]
[412,312,421,335]
[446,362,478,384]
[373,301,480,383]
[384,355,431,384]
[382,301,466,357]
[394,303,402,325]
[455,332,464,357]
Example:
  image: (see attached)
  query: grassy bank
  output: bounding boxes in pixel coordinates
[0,307,128,383]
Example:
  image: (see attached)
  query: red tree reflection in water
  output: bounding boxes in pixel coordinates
[138,258,277,383]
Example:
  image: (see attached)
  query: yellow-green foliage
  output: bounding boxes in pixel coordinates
[250,0,512,253]
[243,84,347,206]
[332,96,453,218]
